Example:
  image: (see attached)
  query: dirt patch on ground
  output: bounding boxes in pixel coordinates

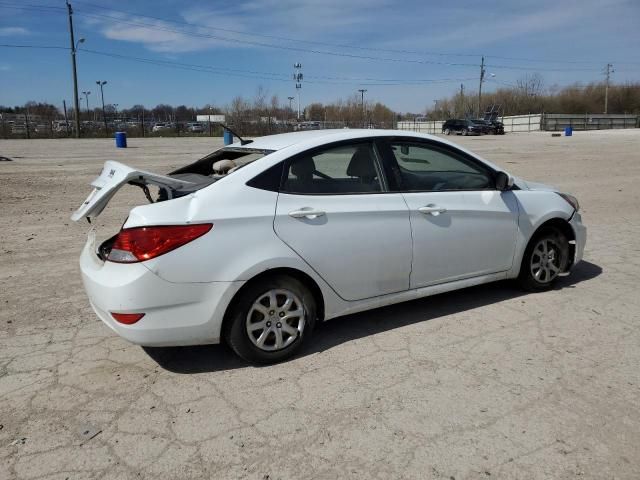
[1,131,639,479]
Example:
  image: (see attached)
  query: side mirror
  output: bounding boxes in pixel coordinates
[495,171,514,191]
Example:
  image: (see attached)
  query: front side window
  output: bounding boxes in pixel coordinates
[388,142,494,192]
[282,143,383,194]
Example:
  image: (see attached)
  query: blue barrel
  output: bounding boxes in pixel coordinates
[564,126,573,137]
[115,131,127,148]
[223,128,233,145]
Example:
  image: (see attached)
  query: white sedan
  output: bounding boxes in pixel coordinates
[72,129,586,363]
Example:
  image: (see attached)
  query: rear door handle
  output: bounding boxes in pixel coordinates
[418,204,447,216]
[289,209,326,219]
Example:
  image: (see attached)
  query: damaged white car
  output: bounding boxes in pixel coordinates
[73,129,586,363]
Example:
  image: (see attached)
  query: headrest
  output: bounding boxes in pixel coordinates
[347,147,376,178]
[291,156,316,178]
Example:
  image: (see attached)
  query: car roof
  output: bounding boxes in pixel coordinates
[228,128,445,151]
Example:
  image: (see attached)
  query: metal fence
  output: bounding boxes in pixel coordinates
[502,114,542,132]
[541,113,639,131]
[396,120,444,134]
[397,114,639,135]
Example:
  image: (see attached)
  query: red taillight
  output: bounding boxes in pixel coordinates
[111,312,145,324]
[107,223,212,263]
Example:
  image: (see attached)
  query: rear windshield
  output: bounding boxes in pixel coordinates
[170,147,275,178]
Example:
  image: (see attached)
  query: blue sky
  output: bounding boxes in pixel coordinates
[1,0,639,113]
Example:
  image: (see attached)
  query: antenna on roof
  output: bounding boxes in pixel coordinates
[216,123,252,145]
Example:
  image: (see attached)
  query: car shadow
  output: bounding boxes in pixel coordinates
[143,260,602,373]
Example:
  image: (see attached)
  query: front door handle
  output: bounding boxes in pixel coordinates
[289,209,326,219]
[418,204,447,216]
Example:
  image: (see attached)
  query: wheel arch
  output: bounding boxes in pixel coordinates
[523,216,576,273]
[221,267,326,343]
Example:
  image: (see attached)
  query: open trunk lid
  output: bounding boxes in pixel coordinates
[71,160,197,222]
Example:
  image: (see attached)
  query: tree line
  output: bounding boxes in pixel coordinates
[2,79,639,137]
[424,75,640,120]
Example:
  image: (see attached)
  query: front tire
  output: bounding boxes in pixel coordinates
[444,128,451,135]
[518,227,569,291]
[461,128,468,136]
[224,275,316,364]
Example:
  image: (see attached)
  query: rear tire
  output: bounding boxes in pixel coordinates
[518,227,569,292]
[224,275,316,364]
[444,128,451,135]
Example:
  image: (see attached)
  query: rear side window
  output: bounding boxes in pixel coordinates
[246,162,283,192]
[281,143,383,194]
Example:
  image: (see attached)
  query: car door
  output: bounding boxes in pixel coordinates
[378,138,519,289]
[273,140,412,301]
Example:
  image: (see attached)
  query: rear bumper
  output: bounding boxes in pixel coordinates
[79,230,243,347]
[569,211,587,267]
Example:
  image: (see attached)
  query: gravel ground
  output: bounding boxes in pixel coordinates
[0,130,639,479]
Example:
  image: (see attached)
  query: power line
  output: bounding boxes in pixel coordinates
[0,43,68,49]
[0,42,477,85]
[74,10,604,72]
[485,63,599,73]
[486,54,640,67]
[70,1,640,67]
[78,48,475,86]
[487,78,518,88]
[487,78,615,91]
[1,1,637,68]
[74,11,481,69]
[0,1,64,9]
[71,0,482,59]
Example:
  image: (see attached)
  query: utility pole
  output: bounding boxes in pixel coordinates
[62,100,70,136]
[96,80,108,135]
[82,91,90,121]
[293,63,303,120]
[66,1,82,138]
[459,83,465,117]
[25,107,31,140]
[287,96,294,112]
[358,89,367,127]
[477,56,485,118]
[604,63,614,114]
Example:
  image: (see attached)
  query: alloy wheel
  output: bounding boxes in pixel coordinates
[246,289,306,351]
[530,238,561,283]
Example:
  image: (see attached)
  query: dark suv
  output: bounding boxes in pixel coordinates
[441,119,483,136]
[488,119,505,135]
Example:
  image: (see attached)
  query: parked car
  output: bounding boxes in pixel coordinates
[489,119,505,135]
[473,119,505,135]
[187,122,205,133]
[471,119,493,134]
[152,122,169,132]
[442,119,483,136]
[72,129,586,364]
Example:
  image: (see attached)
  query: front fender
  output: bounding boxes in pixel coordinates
[510,190,575,277]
